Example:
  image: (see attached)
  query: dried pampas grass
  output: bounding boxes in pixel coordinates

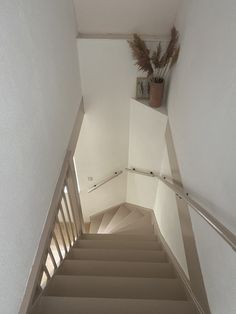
[128,27,180,83]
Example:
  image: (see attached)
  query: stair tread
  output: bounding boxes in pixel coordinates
[104,205,130,233]
[115,226,154,235]
[115,215,151,233]
[98,208,118,233]
[68,248,166,262]
[59,259,174,278]
[90,216,103,234]
[76,239,161,250]
[109,210,144,233]
[45,275,187,300]
[35,297,196,314]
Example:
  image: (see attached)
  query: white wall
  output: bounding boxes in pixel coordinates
[0,1,82,313]
[75,39,137,220]
[153,145,189,278]
[126,99,167,208]
[168,1,236,312]
[74,0,181,36]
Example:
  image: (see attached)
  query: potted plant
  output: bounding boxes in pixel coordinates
[128,27,180,107]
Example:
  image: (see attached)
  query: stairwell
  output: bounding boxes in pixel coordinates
[32,205,197,314]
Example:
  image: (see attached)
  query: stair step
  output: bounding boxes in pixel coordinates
[90,216,103,234]
[35,297,196,314]
[59,260,174,278]
[104,205,130,233]
[68,248,166,262]
[45,275,187,300]
[81,233,157,241]
[116,225,154,235]
[109,210,144,233]
[97,207,118,233]
[76,239,161,250]
[114,215,152,233]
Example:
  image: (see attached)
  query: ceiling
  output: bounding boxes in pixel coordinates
[73,0,181,37]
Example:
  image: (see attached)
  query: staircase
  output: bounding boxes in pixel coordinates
[33,205,196,314]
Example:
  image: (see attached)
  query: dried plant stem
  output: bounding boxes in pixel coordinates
[128,27,180,82]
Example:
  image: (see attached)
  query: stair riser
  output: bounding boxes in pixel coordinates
[104,206,131,233]
[35,297,196,314]
[109,211,143,233]
[81,234,157,241]
[76,240,161,250]
[58,260,174,278]
[90,217,103,233]
[98,208,118,233]
[68,249,167,262]
[115,226,154,235]
[45,276,187,300]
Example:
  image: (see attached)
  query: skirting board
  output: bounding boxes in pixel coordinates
[151,210,206,314]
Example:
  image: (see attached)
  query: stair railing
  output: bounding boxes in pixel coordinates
[126,167,236,252]
[32,151,85,302]
[88,170,123,193]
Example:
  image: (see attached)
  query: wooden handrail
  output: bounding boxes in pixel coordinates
[32,152,85,303]
[88,170,123,193]
[20,100,85,314]
[126,167,236,252]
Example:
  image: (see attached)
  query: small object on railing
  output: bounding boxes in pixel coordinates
[88,170,123,193]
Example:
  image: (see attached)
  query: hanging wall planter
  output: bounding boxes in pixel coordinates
[128,28,180,108]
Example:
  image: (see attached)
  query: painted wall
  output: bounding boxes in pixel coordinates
[126,99,167,208]
[74,0,181,36]
[0,1,82,313]
[153,145,189,278]
[75,39,137,220]
[168,1,236,312]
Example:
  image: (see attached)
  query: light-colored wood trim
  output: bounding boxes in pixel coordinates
[88,170,123,193]
[19,151,71,314]
[56,218,68,254]
[59,206,72,248]
[151,211,206,314]
[48,248,57,270]
[68,98,85,154]
[19,99,84,314]
[165,122,211,313]
[43,266,51,281]
[62,191,76,242]
[52,232,63,262]
[67,157,85,233]
[77,32,169,42]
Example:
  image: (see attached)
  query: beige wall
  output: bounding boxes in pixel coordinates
[0,1,82,313]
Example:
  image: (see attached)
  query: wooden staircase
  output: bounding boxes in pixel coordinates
[32,205,197,314]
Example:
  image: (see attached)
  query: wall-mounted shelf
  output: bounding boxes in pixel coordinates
[133,98,167,117]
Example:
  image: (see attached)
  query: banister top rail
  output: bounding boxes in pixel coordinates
[126,167,236,252]
[88,170,123,193]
